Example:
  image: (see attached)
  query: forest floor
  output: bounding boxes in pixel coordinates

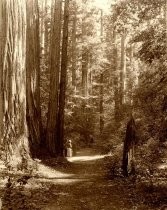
[0,148,167,210]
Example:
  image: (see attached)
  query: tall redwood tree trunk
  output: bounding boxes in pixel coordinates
[57,0,70,156]
[26,0,43,156]
[46,0,62,156]
[0,0,29,164]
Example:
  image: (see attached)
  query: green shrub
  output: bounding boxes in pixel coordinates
[104,144,123,178]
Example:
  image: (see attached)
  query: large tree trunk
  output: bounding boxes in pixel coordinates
[26,0,43,156]
[46,0,62,156]
[57,0,70,157]
[0,0,29,165]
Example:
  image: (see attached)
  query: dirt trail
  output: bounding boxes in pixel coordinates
[42,149,155,210]
[0,149,166,209]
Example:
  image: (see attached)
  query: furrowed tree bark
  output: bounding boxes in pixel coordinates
[57,0,70,156]
[26,0,43,156]
[46,0,62,156]
[0,0,29,164]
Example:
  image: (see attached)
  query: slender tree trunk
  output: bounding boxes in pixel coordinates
[46,0,62,156]
[99,9,104,135]
[81,0,89,100]
[0,2,5,144]
[0,0,29,164]
[81,48,89,144]
[99,73,104,134]
[26,0,43,156]
[88,54,93,96]
[120,29,126,106]
[81,1,90,143]
[82,50,89,98]
[44,0,50,65]
[128,44,134,106]
[165,0,167,54]
[71,1,77,88]
[40,0,45,56]
[113,28,119,121]
[57,0,69,157]
[39,0,51,130]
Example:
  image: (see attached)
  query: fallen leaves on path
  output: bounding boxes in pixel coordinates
[0,150,166,209]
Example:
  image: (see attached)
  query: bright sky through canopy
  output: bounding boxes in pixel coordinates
[92,0,114,13]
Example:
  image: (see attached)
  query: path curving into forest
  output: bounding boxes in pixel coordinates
[42,149,155,210]
[1,148,163,210]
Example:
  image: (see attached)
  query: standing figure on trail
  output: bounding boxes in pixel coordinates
[65,139,73,157]
[122,115,137,177]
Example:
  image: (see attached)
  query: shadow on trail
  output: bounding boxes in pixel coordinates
[1,149,165,209]
[33,149,154,210]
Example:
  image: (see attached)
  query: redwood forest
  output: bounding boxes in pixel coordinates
[0,0,167,209]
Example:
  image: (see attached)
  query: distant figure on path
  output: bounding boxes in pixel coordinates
[65,139,73,157]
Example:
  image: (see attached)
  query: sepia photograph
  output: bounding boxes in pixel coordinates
[0,0,167,209]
